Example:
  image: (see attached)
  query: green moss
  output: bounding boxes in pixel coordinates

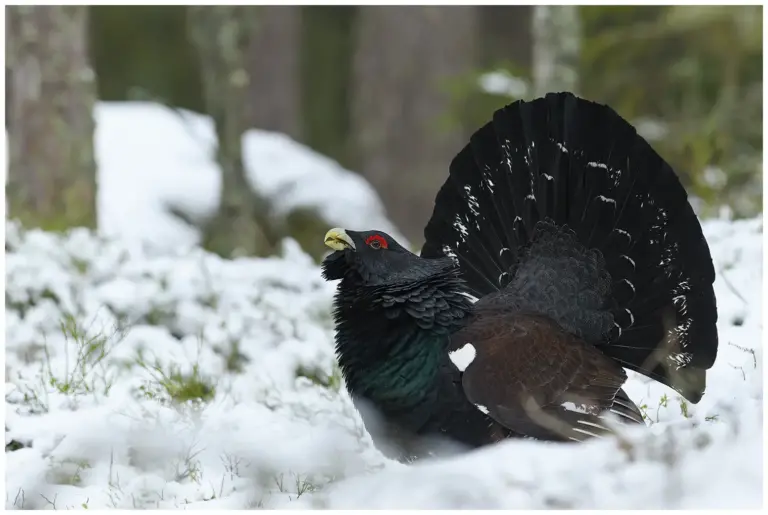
[47,459,91,486]
[296,363,342,393]
[137,358,216,404]
[5,439,27,452]
[142,306,174,327]
[71,256,90,274]
[224,340,249,373]
[162,368,215,403]
[7,174,96,232]
[284,207,333,263]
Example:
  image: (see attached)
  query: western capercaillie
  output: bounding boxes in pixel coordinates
[321,92,718,461]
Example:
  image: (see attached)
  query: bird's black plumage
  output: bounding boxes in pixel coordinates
[322,92,718,461]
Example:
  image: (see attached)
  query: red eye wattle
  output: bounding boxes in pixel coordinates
[365,234,388,249]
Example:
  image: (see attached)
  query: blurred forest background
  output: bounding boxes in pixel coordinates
[5,5,763,260]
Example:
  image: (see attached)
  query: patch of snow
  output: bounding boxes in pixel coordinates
[92,101,405,253]
[633,117,669,142]
[5,213,762,508]
[478,71,529,99]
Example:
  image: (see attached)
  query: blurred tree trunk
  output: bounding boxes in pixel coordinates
[351,6,479,244]
[6,5,97,231]
[245,5,301,138]
[479,6,533,73]
[187,6,280,257]
[301,6,356,167]
[532,5,581,96]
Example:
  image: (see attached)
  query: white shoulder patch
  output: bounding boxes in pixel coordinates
[448,343,476,372]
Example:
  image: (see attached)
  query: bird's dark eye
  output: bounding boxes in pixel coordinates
[365,234,388,249]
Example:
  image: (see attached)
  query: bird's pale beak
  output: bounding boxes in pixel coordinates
[324,228,356,251]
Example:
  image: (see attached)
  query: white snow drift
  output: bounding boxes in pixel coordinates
[93,101,404,253]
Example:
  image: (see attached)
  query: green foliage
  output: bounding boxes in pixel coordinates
[136,356,216,404]
[580,5,762,218]
[301,6,357,169]
[296,363,342,392]
[46,314,121,398]
[89,6,204,112]
[47,459,92,486]
[284,207,335,263]
[7,163,98,233]
[440,61,530,136]
[12,313,125,414]
[213,337,249,373]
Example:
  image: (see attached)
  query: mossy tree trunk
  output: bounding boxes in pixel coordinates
[6,5,97,231]
[351,6,479,244]
[187,6,280,258]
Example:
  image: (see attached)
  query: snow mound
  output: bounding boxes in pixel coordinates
[5,217,763,509]
[93,101,404,253]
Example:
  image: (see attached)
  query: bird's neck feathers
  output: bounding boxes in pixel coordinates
[330,261,471,411]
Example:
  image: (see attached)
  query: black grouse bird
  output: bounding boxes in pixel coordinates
[321,92,718,461]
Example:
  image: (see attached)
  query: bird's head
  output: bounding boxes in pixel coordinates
[321,227,429,287]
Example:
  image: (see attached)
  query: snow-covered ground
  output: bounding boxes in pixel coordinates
[4,102,764,509]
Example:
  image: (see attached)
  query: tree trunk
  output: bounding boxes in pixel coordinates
[351,6,479,245]
[301,6,356,167]
[479,6,533,74]
[245,5,301,139]
[187,6,280,258]
[532,5,581,96]
[6,5,97,231]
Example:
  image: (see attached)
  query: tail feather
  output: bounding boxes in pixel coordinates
[422,92,718,403]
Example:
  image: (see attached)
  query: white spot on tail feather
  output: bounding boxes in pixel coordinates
[621,279,636,295]
[453,215,469,241]
[588,161,608,170]
[576,419,610,431]
[573,427,603,439]
[597,195,616,205]
[474,404,490,415]
[609,408,640,423]
[449,343,476,372]
[561,401,590,415]
[463,184,481,217]
[615,228,632,243]
[620,254,636,268]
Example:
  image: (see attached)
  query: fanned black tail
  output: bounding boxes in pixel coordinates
[421,92,718,403]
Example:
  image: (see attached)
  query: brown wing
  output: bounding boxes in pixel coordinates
[452,312,644,442]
